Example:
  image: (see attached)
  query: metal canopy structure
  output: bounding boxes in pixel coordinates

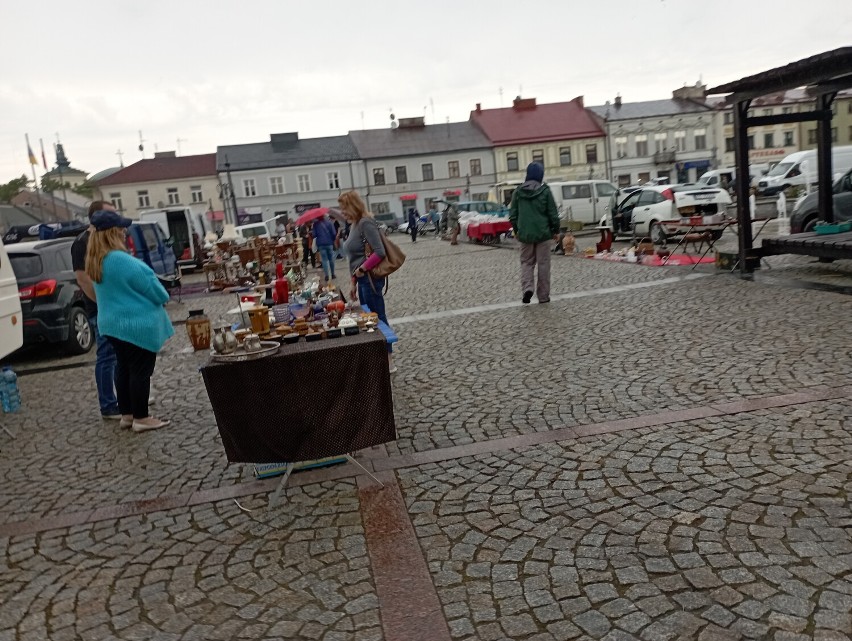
[707,47,852,273]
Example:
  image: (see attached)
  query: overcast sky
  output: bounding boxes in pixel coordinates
[2,0,850,184]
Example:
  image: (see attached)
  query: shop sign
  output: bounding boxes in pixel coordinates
[400,193,417,200]
[443,189,462,196]
[749,149,787,159]
[294,202,321,214]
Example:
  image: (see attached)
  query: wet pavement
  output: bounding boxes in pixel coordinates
[1,226,851,640]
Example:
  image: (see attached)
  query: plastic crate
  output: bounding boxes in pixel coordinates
[814,221,852,234]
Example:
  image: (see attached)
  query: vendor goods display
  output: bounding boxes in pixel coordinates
[185,309,211,351]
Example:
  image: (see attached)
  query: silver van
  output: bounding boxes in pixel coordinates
[549,180,618,227]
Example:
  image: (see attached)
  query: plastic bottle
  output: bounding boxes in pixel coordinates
[2,367,20,413]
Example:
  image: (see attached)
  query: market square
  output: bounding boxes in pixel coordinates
[1,232,851,641]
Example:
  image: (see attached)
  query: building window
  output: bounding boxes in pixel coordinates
[471,192,488,201]
[395,166,408,183]
[832,127,838,143]
[370,202,390,215]
[470,158,482,176]
[242,179,256,197]
[637,172,650,184]
[725,137,735,152]
[848,102,852,114]
[190,185,203,203]
[831,103,838,116]
[674,131,686,152]
[614,137,626,159]
[167,187,179,204]
[422,163,434,181]
[506,152,519,172]
[373,168,385,186]
[764,133,774,148]
[448,160,460,178]
[137,190,150,208]
[694,128,707,150]
[747,135,755,149]
[782,107,793,115]
[531,150,544,166]
[297,174,311,192]
[109,192,122,211]
[269,176,284,195]
[849,125,852,141]
[783,131,794,147]
[808,129,817,144]
[635,135,648,157]
[617,174,631,187]
[326,171,340,190]
[723,112,733,124]
[559,147,572,165]
[762,109,773,116]
[585,144,598,164]
[654,133,667,153]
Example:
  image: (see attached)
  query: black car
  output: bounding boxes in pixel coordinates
[6,238,93,354]
[789,168,852,233]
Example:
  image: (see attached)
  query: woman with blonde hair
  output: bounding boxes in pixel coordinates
[85,210,174,431]
[338,191,396,373]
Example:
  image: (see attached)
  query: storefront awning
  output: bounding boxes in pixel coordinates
[207,210,224,221]
[400,194,417,200]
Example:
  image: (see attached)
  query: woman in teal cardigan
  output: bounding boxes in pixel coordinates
[85,211,174,432]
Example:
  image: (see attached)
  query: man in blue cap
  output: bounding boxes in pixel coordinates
[509,162,559,304]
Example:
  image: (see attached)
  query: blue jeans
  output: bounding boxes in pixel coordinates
[357,274,392,354]
[318,244,336,280]
[91,315,119,415]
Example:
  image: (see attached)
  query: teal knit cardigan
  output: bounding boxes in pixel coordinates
[93,251,175,353]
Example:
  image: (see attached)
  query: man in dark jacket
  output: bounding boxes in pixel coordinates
[509,162,559,304]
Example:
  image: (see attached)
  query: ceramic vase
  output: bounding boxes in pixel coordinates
[185,310,211,351]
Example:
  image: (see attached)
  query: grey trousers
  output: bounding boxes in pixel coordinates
[520,241,552,301]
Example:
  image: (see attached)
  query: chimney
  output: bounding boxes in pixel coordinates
[672,82,707,101]
[614,94,622,108]
[270,132,299,151]
[573,95,584,108]
[154,151,176,159]
[397,116,426,129]
[475,103,481,113]
[512,96,537,110]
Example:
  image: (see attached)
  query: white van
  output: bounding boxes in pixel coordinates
[757,145,852,196]
[233,222,271,241]
[549,180,618,227]
[139,207,205,269]
[0,238,23,359]
[698,165,770,190]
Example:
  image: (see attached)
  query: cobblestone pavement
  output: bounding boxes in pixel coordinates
[1,231,851,640]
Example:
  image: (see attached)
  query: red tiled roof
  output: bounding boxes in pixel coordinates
[95,153,217,186]
[470,97,605,145]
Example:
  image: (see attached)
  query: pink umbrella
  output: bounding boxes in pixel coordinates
[294,207,329,227]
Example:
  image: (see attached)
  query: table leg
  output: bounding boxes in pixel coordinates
[0,422,15,439]
[662,226,692,265]
[268,462,295,507]
[346,454,384,487]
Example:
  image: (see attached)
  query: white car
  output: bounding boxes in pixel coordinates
[600,185,731,243]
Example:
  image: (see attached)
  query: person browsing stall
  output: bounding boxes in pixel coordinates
[85,210,174,432]
[338,190,396,373]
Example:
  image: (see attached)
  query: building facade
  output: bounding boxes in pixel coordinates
[349,117,496,219]
[589,84,716,187]
[216,133,363,225]
[471,97,607,203]
[94,152,220,221]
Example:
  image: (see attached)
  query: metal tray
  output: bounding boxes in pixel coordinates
[211,341,280,363]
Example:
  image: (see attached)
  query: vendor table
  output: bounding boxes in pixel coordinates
[662,219,737,269]
[200,331,395,464]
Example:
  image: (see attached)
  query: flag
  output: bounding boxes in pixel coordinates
[25,134,37,166]
[39,139,48,170]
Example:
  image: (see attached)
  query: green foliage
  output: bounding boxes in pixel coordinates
[40,176,64,193]
[0,175,29,203]
[72,181,95,198]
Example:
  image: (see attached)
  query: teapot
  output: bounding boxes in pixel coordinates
[243,333,263,353]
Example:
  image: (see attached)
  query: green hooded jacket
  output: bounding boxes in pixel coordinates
[509,183,559,244]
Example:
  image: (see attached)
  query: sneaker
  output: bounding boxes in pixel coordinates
[539,298,551,304]
[101,412,122,420]
[132,418,170,433]
[522,291,533,304]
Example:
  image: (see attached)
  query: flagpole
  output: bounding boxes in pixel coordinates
[39,138,58,218]
[25,134,44,221]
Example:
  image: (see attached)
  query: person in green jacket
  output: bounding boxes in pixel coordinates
[509,162,560,304]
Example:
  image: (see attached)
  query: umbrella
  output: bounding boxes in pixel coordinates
[294,207,329,227]
[326,207,347,224]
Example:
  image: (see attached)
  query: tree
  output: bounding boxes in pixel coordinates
[40,176,64,193]
[71,180,95,199]
[0,175,29,203]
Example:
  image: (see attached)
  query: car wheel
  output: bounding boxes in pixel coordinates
[66,307,93,354]
[649,221,667,244]
[803,217,818,233]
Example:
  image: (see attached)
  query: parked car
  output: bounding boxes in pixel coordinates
[6,238,93,354]
[789,168,852,233]
[454,201,509,216]
[548,180,618,227]
[233,222,271,241]
[0,237,23,358]
[125,221,181,291]
[600,185,732,243]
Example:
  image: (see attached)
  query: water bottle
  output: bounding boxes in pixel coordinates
[2,367,20,414]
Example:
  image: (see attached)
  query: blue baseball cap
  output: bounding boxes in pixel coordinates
[91,210,132,231]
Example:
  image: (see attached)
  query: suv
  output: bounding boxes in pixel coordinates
[6,238,93,354]
[454,201,509,216]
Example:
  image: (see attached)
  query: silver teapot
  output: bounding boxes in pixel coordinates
[243,333,263,353]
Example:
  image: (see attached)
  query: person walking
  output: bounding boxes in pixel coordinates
[312,214,338,282]
[338,191,397,373]
[510,162,559,304]
[71,200,120,420]
[428,204,440,236]
[447,202,461,245]
[85,210,174,431]
[407,208,418,243]
[299,223,316,268]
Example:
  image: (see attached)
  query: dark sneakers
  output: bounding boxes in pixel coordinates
[539,298,550,304]
[522,291,533,304]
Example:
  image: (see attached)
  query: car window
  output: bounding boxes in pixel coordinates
[637,190,660,205]
[563,185,591,199]
[55,245,74,271]
[595,183,616,197]
[483,202,497,212]
[619,191,642,210]
[141,226,160,252]
[9,253,43,279]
